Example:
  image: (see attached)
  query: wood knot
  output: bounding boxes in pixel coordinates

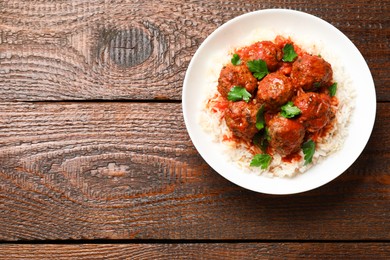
[108,28,152,67]
[90,162,128,178]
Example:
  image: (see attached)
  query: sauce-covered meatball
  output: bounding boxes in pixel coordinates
[256,72,294,111]
[268,115,305,156]
[225,101,260,140]
[217,64,257,99]
[291,54,333,91]
[236,41,282,71]
[294,92,333,132]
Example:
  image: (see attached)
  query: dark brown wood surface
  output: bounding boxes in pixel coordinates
[0,102,389,241]
[0,243,389,259]
[0,0,389,258]
[0,0,388,101]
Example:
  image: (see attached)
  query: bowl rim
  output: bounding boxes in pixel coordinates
[182,8,376,195]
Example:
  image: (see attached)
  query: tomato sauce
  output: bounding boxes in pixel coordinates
[282,152,302,163]
[211,35,339,165]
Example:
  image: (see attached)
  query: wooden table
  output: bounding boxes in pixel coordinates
[0,0,389,258]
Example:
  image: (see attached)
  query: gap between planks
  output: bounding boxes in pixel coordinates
[26,99,183,104]
[1,239,389,245]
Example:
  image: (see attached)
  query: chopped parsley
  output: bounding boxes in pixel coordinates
[282,43,298,62]
[253,130,269,153]
[250,153,272,169]
[247,59,269,80]
[280,102,301,118]
[302,139,316,165]
[313,82,322,89]
[227,86,251,102]
[231,53,241,65]
[255,105,265,130]
[329,82,337,97]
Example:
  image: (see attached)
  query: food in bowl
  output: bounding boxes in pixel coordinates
[200,30,355,178]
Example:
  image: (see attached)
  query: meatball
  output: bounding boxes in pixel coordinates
[291,54,333,91]
[256,72,294,111]
[224,101,261,140]
[236,41,282,71]
[217,64,257,99]
[268,115,305,156]
[294,92,333,132]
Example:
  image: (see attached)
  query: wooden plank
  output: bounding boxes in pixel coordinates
[0,102,388,241]
[0,0,388,101]
[0,243,389,259]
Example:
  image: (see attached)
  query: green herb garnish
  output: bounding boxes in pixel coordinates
[329,82,337,97]
[280,101,301,118]
[282,43,298,62]
[265,127,271,142]
[250,153,272,169]
[313,82,321,89]
[227,86,251,102]
[253,130,269,153]
[302,139,316,165]
[231,53,241,66]
[255,105,265,130]
[247,59,269,80]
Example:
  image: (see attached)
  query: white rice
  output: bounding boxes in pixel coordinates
[199,29,356,178]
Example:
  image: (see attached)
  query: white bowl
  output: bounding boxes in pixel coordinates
[182,9,376,195]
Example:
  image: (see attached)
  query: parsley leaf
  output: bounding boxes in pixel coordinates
[302,139,316,165]
[313,82,321,89]
[227,86,251,102]
[250,153,272,169]
[256,105,265,130]
[253,130,269,153]
[247,59,269,80]
[280,102,301,118]
[282,44,298,62]
[231,53,241,66]
[329,82,337,97]
[265,127,271,141]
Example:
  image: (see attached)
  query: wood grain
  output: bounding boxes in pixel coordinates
[0,102,388,241]
[0,243,389,259]
[0,0,388,101]
[0,1,389,254]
